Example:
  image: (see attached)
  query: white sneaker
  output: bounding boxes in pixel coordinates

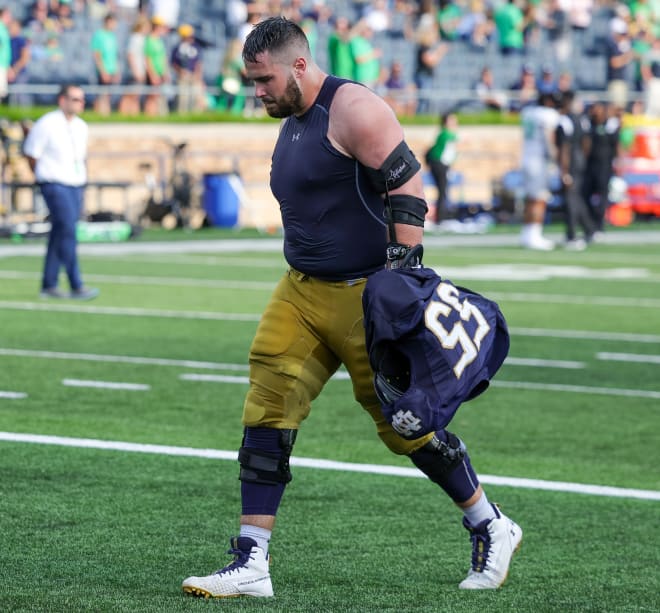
[520,234,555,251]
[459,506,522,589]
[182,537,274,598]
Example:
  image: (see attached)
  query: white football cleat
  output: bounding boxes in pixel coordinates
[182,537,273,599]
[459,506,522,589]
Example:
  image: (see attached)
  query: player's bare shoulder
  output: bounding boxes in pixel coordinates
[328,82,404,165]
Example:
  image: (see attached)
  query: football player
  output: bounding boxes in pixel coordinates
[519,92,560,250]
[182,17,521,599]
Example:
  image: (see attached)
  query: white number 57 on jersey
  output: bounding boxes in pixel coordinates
[423,282,491,379]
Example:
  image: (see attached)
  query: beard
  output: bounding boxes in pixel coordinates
[261,75,304,118]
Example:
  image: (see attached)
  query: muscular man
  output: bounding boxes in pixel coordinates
[182,17,521,599]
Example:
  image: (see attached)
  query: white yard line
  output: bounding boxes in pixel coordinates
[179,371,352,383]
[179,373,249,384]
[509,327,660,344]
[490,292,660,309]
[0,391,27,399]
[0,430,657,501]
[0,301,261,321]
[504,357,584,369]
[62,379,151,391]
[492,380,660,399]
[597,352,660,365]
[0,348,250,371]
[0,270,275,290]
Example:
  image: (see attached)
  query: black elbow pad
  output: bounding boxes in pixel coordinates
[363,141,421,193]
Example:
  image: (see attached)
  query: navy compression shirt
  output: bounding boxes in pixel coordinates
[270,76,387,281]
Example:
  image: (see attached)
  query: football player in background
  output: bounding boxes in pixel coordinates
[519,92,560,250]
[182,17,522,599]
[555,90,597,249]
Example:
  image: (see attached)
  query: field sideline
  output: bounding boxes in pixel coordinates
[1,227,659,612]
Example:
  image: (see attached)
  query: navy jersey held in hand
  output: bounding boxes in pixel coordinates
[362,266,510,439]
[270,76,387,281]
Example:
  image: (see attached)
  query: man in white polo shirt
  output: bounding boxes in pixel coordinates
[23,84,99,300]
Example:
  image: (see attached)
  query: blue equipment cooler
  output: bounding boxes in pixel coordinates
[203,173,241,227]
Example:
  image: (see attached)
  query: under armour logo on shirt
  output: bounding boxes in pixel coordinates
[292,133,301,142]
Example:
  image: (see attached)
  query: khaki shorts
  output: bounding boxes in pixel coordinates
[242,268,433,455]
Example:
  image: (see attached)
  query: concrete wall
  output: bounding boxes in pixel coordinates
[5,123,522,227]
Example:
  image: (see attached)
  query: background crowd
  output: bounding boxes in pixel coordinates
[2,0,660,117]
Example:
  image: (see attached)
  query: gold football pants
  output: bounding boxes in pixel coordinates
[242,268,434,455]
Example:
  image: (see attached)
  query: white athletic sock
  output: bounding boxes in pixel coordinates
[463,491,497,526]
[239,525,271,555]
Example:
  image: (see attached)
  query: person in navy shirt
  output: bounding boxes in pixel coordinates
[170,23,206,113]
[182,17,522,600]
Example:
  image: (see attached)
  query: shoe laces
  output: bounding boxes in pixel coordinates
[464,518,492,573]
[215,545,253,576]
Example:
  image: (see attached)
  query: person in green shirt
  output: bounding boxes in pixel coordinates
[426,112,458,223]
[91,13,119,115]
[349,20,381,88]
[493,0,525,55]
[632,26,653,91]
[0,6,11,100]
[327,15,354,79]
[216,38,247,115]
[144,16,170,116]
[437,0,463,42]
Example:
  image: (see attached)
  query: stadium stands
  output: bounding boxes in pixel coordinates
[5,1,632,111]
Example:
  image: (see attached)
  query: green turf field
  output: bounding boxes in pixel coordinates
[1,228,659,612]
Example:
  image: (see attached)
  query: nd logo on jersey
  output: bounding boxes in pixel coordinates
[391,409,423,437]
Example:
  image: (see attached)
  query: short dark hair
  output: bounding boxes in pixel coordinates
[560,90,575,108]
[440,112,455,126]
[58,84,82,99]
[538,92,557,108]
[242,16,309,63]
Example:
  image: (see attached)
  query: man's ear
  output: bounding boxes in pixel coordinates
[293,56,307,77]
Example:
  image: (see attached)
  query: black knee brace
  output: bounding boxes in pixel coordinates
[238,428,298,485]
[408,430,466,483]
